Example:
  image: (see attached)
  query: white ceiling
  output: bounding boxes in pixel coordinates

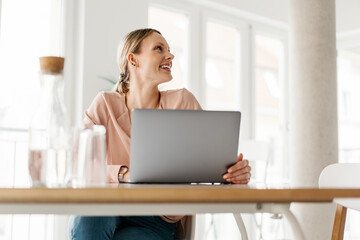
[194,0,360,34]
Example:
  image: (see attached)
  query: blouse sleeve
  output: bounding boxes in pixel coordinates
[181,89,203,110]
[83,92,118,182]
[83,92,109,128]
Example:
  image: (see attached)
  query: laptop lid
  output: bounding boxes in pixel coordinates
[129,109,241,183]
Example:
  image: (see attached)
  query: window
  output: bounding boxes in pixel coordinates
[252,33,289,239]
[338,49,360,163]
[0,0,63,130]
[337,48,360,239]
[205,21,240,110]
[148,6,189,91]
[254,34,286,184]
[0,0,63,239]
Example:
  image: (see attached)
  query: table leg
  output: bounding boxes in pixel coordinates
[233,213,248,240]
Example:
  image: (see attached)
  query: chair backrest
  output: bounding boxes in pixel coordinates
[319,163,360,211]
[319,163,360,240]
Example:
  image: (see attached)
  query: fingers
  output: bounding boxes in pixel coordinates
[228,159,249,173]
[223,168,251,181]
[230,166,252,177]
[223,154,252,184]
[225,172,251,183]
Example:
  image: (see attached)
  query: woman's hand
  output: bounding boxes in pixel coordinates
[223,153,251,184]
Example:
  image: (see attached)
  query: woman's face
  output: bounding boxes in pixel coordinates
[132,32,174,85]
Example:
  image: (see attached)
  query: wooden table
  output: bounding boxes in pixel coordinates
[1,184,360,240]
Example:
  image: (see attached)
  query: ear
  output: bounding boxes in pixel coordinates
[127,53,137,67]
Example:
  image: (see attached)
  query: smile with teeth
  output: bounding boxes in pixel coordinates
[160,64,171,70]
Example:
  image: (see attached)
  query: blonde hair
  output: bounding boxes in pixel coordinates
[113,28,161,94]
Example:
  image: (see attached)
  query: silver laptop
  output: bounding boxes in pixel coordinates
[129,109,241,183]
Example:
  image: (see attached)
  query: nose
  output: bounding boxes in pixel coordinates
[167,52,174,60]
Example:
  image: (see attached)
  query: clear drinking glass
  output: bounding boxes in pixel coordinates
[67,125,106,187]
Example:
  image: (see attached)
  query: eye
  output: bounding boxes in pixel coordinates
[155,45,162,51]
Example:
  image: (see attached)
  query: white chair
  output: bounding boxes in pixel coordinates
[319,163,360,240]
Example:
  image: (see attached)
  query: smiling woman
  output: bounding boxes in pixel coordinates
[68,28,251,240]
[69,28,202,240]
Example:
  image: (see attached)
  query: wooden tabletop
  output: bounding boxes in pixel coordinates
[1,184,360,204]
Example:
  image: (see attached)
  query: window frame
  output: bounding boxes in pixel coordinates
[251,25,289,179]
[201,11,243,112]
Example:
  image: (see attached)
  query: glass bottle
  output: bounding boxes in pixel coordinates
[28,56,70,187]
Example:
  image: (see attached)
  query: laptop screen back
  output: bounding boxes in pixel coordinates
[129,109,241,183]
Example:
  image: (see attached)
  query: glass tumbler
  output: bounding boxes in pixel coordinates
[68,125,106,187]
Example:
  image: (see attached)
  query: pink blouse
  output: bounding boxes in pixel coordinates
[83,88,202,238]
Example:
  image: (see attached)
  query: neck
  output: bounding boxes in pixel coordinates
[126,82,160,111]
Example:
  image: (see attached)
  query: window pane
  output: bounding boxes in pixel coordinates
[148,7,189,91]
[255,34,285,183]
[254,34,288,240]
[0,0,62,239]
[0,0,62,129]
[205,21,239,110]
[338,49,360,163]
[337,48,360,240]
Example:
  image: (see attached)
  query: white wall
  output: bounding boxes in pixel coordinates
[75,0,149,120]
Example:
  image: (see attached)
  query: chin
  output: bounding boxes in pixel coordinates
[159,77,173,84]
[152,74,173,85]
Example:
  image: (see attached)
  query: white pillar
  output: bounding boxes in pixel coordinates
[289,0,338,239]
